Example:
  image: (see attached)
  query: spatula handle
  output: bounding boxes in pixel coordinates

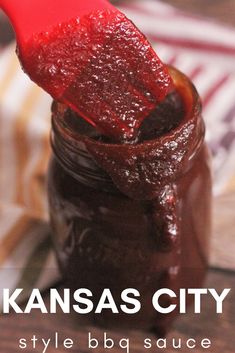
[0,0,114,43]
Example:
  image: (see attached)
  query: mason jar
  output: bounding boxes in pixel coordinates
[47,67,212,335]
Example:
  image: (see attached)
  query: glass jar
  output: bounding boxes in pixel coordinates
[47,67,211,335]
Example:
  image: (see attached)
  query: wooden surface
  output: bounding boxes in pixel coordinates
[1,1,235,352]
[0,269,234,353]
[164,0,235,26]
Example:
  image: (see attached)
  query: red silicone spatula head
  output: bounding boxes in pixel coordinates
[0,0,114,43]
[1,0,173,142]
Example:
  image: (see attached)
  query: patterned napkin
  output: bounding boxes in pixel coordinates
[1,0,235,304]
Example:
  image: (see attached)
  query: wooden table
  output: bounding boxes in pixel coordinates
[0,1,235,352]
[1,270,235,353]
[165,0,235,26]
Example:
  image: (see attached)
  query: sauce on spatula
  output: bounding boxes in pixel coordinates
[1,0,173,141]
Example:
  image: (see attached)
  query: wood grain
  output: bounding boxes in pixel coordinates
[164,0,235,26]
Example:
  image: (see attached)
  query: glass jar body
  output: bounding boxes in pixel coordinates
[47,142,211,333]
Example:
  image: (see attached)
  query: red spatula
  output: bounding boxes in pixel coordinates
[0,0,173,142]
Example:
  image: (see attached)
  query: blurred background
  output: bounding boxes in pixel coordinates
[1,0,235,36]
[0,1,235,352]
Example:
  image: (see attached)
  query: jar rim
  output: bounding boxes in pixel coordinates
[51,66,204,152]
[51,66,205,197]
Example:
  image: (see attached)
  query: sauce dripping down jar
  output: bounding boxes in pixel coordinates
[47,67,212,335]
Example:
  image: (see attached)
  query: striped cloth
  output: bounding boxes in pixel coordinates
[119,1,235,196]
[0,45,59,302]
[1,0,235,302]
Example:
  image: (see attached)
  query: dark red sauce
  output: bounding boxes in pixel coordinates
[18,9,173,141]
[12,0,211,335]
[47,67,212,335]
